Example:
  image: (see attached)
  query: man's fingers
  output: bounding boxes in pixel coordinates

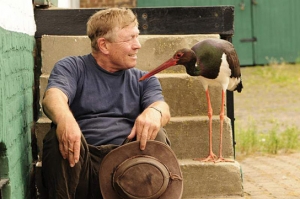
[73,140,80,164]
[68,142,75,167]
[147,129,152,140]
[135,121,142,141]
[139,125,149,150]
[56,119,81,167]
[149,129,158,140]
[133,115,160,150]
[127,125,136,139]
[59,142,67,159]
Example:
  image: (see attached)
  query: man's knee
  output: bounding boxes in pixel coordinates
[42,125,60,157]
[155,128,171,146]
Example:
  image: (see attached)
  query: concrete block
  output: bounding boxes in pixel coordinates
[39,74,49,116]
[41,34,219,75]
[166,116,234,159]
[41,36,91,75]
[35,116,51,160]
[180,160,243,198]
[137,34,219,72]
[39,73,225,118]
[157,73,223,117]
[37,34,243,198]
[34,115,234,161]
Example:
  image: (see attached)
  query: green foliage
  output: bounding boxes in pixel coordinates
[279,126,300,152]
[251,64,299,85]
[260,129,279,154]
[265,56,286,66]
[236,122,300,155]
[235,64,300,158]
[235,121,260,155]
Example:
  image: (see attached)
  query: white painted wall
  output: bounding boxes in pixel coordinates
[0,0,36,36]
[58,0,80,8]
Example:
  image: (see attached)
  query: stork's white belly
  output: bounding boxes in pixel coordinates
[199,53,241,91]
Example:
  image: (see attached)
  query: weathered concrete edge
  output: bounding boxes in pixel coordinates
[179,159,244,198]
[41,34,220,75]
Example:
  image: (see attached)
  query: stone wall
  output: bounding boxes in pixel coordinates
[0,1,36,199]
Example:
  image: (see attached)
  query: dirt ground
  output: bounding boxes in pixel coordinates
[234,64,300,133]
[230,64,300,199]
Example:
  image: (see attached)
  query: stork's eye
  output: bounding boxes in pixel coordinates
[174,52,184,59]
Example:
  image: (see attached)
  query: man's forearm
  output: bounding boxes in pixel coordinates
[42,88,73,125]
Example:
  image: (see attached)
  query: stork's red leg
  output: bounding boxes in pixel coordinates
[216,90,234,163]
[194,89,217,162]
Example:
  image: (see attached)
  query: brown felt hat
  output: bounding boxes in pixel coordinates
[99,140,183,199]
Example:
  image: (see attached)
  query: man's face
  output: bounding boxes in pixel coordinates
[106,23,141,72]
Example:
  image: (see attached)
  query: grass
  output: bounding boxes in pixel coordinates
[245,64,300,85]
[236,123,300,155]
[234,63,300,156]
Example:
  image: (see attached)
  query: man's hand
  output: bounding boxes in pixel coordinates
[56,114,81,167]
[128,107,162,150]
[43,88,81,167]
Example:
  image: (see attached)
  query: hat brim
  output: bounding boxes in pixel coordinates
[99,140,183,199]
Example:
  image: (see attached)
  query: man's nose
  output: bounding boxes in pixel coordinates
[132,38,141,49]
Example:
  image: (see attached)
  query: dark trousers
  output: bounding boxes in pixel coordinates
[41,126,170,199]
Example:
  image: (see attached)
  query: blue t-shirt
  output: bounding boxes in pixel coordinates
[46,54,164,146]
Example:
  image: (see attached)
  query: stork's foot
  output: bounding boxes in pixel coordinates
[193,153,218,162]
[215,156,234,163]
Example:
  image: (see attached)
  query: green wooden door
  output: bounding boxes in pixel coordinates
[252,0,300,65]
[137,0,254,65]
[138,0,300,65]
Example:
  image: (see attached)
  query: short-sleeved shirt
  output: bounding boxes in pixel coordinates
[46,54,164,146]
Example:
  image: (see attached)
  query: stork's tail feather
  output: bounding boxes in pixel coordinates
[235,80,243,93]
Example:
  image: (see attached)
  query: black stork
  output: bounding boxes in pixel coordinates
[139,38,243,162]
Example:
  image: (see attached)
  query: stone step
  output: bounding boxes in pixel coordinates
[179,159,243,198]
[35,115,234,160]
[166,116,234,160]
[37,34,243,198]
[39,73,225,118]
[35,116,242,198]
[39,34,221,117]
[157,73,224,117]
[41,34,219,75]
[35,116,51,161]
[35,159,243,198]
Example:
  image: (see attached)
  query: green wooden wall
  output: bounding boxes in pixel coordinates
[0,27,35,199]
[137,0,300,66]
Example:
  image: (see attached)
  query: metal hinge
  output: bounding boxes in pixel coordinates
[240,37,257,43]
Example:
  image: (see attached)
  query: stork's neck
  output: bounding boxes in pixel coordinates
[178,51,201,76]
[185,62,201,76]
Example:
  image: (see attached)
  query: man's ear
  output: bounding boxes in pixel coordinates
[97,38,109,54]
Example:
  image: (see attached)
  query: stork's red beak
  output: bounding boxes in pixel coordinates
[139,58,179,81]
